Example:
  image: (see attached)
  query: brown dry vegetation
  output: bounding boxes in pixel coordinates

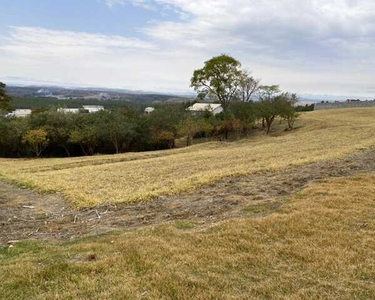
[1,108,375,207]
[1,108,375,299]
[1,173,375,299]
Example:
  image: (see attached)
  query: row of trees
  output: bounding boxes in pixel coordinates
[0,105,183,157]
[0,96,298,157]
[0,53,301,158]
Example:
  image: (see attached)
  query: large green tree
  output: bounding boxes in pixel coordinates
[0,82,12,111]
[191,54,243,112]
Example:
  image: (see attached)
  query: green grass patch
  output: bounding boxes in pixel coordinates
[174,221,197,230]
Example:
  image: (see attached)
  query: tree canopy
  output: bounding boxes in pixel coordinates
[190,54,243,112]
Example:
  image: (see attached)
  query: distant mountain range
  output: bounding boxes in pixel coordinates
[5,84,373,106]
[5,85,194,103]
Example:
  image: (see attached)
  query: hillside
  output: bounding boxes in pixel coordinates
[1,108,375,299]
[1,108,375,207]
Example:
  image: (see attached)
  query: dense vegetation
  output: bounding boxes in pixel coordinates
[0,55,300,158]
[0,96,298,158]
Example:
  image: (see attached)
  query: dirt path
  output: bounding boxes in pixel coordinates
[2,148,375,246]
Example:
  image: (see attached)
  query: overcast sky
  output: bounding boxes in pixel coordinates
[0,0,374,98]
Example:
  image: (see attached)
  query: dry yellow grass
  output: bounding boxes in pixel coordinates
[1,173,375,299]
[1,107,375,207]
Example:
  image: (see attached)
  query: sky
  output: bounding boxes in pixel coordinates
[0,0,375,99]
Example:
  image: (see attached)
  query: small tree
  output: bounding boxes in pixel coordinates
[256,85,281,134]
[152,130,176,149]
[279,93,300,130]
[36,110,73,157]
[230,102,257,135]
[191,54,243,112]
[177,116,213,146]
[98,111,136,154]
[69,127,98,156]
[0,82,12,112]
[22,129,49,157]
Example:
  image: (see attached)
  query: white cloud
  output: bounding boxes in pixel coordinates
[3,26,156,54]
[0,26,204,92]
[102,0,155,9]
[1,0,375,97]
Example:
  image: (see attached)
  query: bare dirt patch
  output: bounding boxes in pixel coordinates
[1,148,375,246]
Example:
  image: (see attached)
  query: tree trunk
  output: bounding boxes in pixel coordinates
[113,141,119,154]
[167,139,175,149]
[36,144,41,157]
[265,116,275,134]
[287,117,295,130]
[79,144,88,156]
[88,147,94,156]
[62,145,71,157]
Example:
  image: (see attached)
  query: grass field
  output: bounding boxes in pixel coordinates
[1,108,375,207]
[1,108,375,299]
[1,173,375,299]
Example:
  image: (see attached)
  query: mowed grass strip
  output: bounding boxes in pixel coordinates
[1,174,375,299]
[1,108,375,207]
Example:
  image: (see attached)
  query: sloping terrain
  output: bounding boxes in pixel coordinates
[1,147,375,246]
[1,108,375,207]
[1,108,375,299]
[1,166,375,299]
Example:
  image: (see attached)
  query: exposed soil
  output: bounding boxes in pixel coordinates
[2,148,375,246]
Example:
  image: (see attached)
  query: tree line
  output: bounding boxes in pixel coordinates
[0,54,301,158]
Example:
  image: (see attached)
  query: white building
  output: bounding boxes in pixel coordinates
[186,103,223,115]
[82,105,104,113]
[57,108,80,114]
[144,107,155,114]
[7,109,32,118]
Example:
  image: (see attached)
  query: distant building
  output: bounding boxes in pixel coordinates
[6,109,32,118]
[82,105,104,113]
[57,108,80,114]
[186,103,223,115]
[144,107,155,114]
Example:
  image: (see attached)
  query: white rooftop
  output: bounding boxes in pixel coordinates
[144,107,155,113]
[187,103,222,112]
[82,105,104,109]
[58,108,80,113]
[7,109,32,118]
[82,105,104,113]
